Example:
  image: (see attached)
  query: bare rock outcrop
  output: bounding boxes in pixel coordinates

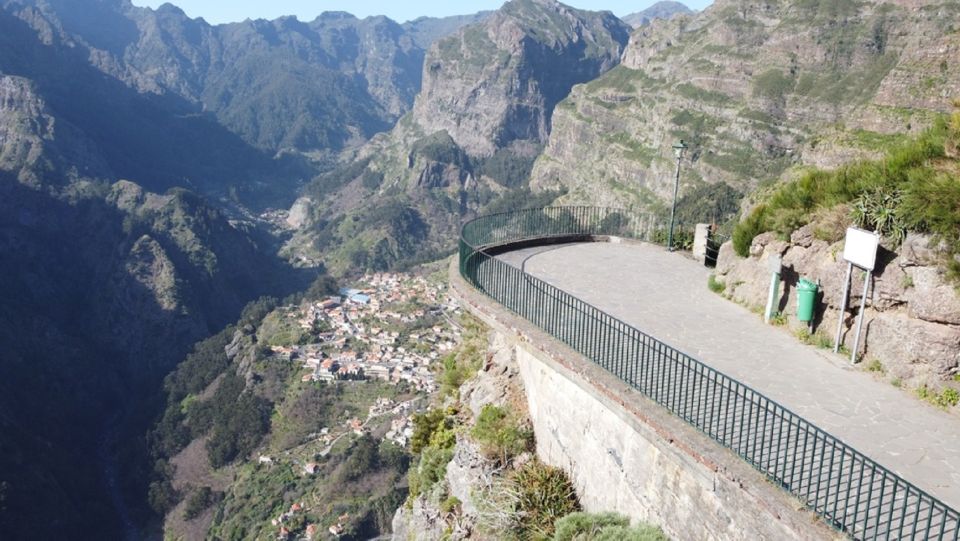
[392,330,526,540]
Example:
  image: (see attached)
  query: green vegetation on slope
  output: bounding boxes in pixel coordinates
[471,405,534,466]
[407,407,459,504]
[553,512,669,541]
[732,116,960,282]
[477,459,581,539]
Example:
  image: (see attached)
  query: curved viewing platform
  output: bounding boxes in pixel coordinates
[458,207,960,541]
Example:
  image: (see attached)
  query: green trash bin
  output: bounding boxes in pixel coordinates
[796,278,818,322]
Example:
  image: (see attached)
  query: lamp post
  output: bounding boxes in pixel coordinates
[667,140,687,252]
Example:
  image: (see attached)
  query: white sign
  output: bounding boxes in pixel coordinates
[842,227,880,271]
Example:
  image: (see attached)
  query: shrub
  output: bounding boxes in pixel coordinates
[410,407,457,454]
[918,386,960,409]
[407,444,455,503]
[553,512,669,541]
[946,99,960,157]
[512,461,581,539]
[939,388,960,408]
[732,205,768,257]
[183,486,222,521]
[731,119,960,280]
[554,512,628,540]
[652,227,695,251]
[438,317,486,396]
[476,459,580,539]
[441,496,462,515]
[407,407,459,504]
[851,186,907,244]
[471,405,534,465]
[866,359,886,373]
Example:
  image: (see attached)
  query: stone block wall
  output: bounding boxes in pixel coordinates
[715,226,960,391]
[450,258,838,541]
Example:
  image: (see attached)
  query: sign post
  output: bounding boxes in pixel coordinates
[834,227,880,363]
[833,263,853,354]
[764,255,782,324]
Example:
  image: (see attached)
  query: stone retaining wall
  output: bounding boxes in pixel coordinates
[715,226,960,393]
[450,258,838,541]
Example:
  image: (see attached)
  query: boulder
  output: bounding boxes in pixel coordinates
[907,266,960,325]
[872,260,910,310]
[749,232,783,258]
[285,197,312,229]
[900,233,941,267]
[789,224,816,248]
[715,241,738,276]
[864,310,960,380]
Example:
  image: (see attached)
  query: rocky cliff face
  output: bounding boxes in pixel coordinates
[0,74,113,187]
[715,227,960,399]
[531,0,960,213]
[291,0,632,274]
[412,0,630,157]
[0,179,311,539]
[392,332,528,540]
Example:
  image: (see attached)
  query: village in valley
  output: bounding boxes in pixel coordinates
[242,269,467,540]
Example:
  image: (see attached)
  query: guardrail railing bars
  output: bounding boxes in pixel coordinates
[458,206,959,541]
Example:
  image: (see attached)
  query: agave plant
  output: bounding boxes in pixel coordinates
[850,186,907,245]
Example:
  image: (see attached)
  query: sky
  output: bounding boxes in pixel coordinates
[131,1,714,25]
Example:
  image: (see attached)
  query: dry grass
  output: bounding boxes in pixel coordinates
[811,204,851,243]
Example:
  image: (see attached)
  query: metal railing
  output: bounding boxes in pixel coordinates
[705,231,728,268]
[458,206,959,541]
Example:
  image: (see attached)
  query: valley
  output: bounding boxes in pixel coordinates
[0,0,957,539]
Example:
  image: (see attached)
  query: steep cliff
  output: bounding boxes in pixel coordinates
[0,180,312,539]
[531,0,960,214]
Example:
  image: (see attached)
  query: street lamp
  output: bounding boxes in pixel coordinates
[667,139,687,252]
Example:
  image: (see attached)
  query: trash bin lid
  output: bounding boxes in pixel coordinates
[798,278,818,291]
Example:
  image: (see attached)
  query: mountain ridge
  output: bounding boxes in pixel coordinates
[529,0,960,216]
[288,0,632,274]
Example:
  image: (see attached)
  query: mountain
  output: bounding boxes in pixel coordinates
[0,0,493,536]
[0,0,487,159]
[1,0,957,537]
[402,12,494,50]
[0,179,317,539]
[290,0,632,274]
[529,0,960,220]
[623,1,692,28]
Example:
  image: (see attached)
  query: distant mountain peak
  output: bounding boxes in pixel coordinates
[623,1,692,28]
[155,2,185,16]
[314,11,357,22]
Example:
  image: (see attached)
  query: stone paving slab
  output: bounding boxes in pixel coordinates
[497,241,960,509]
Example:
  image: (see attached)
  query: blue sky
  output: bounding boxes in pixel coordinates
[131,1,714,24]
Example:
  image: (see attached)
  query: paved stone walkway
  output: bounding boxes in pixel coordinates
[497,241,960,509]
